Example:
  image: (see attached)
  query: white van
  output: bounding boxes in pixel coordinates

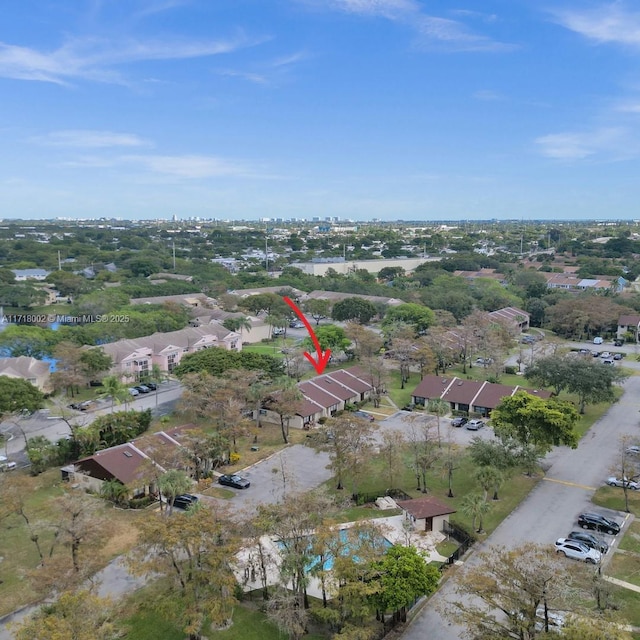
[593,337,604,345]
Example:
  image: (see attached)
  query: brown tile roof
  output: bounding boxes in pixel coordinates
[619,315,640,327]
[299,380,344,408]
[76,443,149,485]
[411,375,456,401]
[325,369,373,395]
[308,376,355,402]
[396,496,457,519]
[473,382,515,410]
[442,378,485,405]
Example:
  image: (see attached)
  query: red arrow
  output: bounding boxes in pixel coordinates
[283,296,331,375]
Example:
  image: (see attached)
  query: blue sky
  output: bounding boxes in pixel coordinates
[1,1,640,221]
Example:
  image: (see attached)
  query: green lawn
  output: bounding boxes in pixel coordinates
[123,596,327,640]
[608,553,640,588]
[618,521,640,554]
[331,445,540,538]
[592,486,640,517]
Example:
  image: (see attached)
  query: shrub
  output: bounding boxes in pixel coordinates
[504,366,517,375]
[229,452,241,464]
[129,495,156,509]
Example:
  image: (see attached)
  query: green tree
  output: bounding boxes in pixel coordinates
[100,479,129,506]
[0,376,44,421]
[301,324,350,354]
[79,348,113,383]
[331,297,378,324]
[303,298,332,326]
[158,469,193,514]
[524,355,571,396]
[383,303,436,334]
[565,358,627,414]
[25,435,57,475]
[98,375,129,412]
[460,492,491,533]
[373,546,440,623]
[0,325,58,358]
[474,465,504,501]
[492,391,579,455]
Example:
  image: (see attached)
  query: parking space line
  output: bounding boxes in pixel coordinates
[543,477,597,491]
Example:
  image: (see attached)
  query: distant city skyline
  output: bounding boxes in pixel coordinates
[1,1,640,221]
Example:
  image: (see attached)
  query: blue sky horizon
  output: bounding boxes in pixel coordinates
[2,1,640,221]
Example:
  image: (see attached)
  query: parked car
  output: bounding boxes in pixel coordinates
[520,335,536,344]
[577,513,621,535]
[554,538,601,564]
[566,531,609,554]
[134,385,151,394]
[218,474,251,489]
[273,328,286,336]
[613,353,623,360]
[602,359,614,366]
[625,445,640,456]
[451,416,468,428]
[600,352,611,359]
[475,357,493,366]
[353,410,374,422]
[128,387,140,396]
[144,382,158,390]
[0,456,17,472]
[289,320,305,329]
[593,336,604,345]
[172,494,199,510]
[614,339,624,347]
[466,419,485,431]
[591,351,600,357]
[607,476,640,490]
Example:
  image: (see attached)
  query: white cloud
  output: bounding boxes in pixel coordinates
[32,130,148,148]
[296,0,512,52]
[123,154,249,178]
[552,3,640,47]
[534,127,629,160]
[615,100,640,113]
[0,34,257,85]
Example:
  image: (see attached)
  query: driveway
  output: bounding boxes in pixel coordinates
[203,445,333,516]
[402,375,640,640]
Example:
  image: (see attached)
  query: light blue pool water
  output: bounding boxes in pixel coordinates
[277,528,392,572]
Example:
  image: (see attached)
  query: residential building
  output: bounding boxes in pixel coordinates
[0,356,52,392]
[100,325,241,381]
[11,268,50,281]
[302,290,404,307]
[411,375,551,417]
[617,314,640,341]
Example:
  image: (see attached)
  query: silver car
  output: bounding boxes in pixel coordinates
[554,538,601,564]
[607,476,640,490]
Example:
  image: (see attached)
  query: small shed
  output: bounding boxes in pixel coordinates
[396,496,457,533]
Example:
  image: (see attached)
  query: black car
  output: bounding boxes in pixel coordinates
[451,416,468,428]
[577,513,620,535]
[353,410,374,422]
[567,530,609,554]
[218,474,251,489]
[144,382,158,390]
[135,385,151,394]
[172,494,199,510]
[614,339,624,347]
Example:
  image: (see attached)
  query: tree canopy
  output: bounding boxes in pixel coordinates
[174,346,284,380]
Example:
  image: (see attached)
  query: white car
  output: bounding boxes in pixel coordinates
[466,419,485,431]
[128,387,140,396]
[626,446,640,456]
[555,538,601,564]
[593,336,604,345]
[607,476,640,490]
[600,351,611,359]
[0,455,17,471]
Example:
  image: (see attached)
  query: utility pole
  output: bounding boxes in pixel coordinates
[265,235,269,273]
[172,241,176,270]
[57,250,61,271]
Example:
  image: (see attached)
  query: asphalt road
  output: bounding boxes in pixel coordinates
[402,374,640,640]
[0,381,184,466]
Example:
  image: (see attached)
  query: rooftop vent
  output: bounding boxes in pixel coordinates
[123,451,133,458]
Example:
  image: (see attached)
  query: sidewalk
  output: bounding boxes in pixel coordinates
[603,575,640,594]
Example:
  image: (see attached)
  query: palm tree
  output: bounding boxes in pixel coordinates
[100,479,129,506]
[223,315,252,342]
[148,363,166,408]
[475,466,504,501]
[460,493,491,533]
[426,398,449,447]
[98,375,129,413]
[158,469,192,515]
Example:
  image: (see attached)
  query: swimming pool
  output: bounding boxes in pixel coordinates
[277,528,392,572]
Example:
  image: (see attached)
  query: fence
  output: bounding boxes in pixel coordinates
[441,520,475,567]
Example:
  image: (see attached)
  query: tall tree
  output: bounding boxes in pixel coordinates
[492,392,579,462]
[129,504,239,640]
[460,492,491,533]
[303,298,332,326]
[0,376,44,421]
[332,297,378,324]
[158,470,192,514]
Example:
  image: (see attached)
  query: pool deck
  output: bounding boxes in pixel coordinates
[233,514,448,601]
